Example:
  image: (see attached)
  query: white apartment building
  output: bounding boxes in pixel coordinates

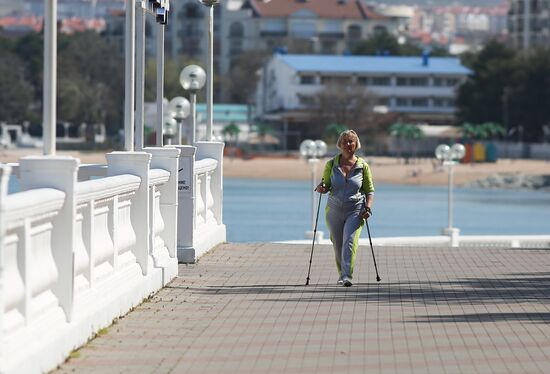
[255,53,471,130]
[163,0,396,93]
[508,0,550,50]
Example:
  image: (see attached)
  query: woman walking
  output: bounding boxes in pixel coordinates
[315,130,375,287]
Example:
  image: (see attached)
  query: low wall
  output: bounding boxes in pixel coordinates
[0,148,180,374]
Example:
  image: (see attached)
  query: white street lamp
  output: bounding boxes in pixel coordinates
[300,139,328,242]
[163,115,178,145]
[168,96,191,144]
[435,143,466,247]
[199,0,220,141]
[180,65,207,144]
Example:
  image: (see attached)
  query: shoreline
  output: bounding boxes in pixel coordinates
[1,149,549,188]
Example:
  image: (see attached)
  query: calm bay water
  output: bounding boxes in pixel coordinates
[224,178,550,243]
[8,177,549,243]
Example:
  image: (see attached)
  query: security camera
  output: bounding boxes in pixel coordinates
[156,7,168,25]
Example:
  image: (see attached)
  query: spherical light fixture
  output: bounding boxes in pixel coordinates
[180,65,206,93]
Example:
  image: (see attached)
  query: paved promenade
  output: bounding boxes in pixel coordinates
[57,243,550,373]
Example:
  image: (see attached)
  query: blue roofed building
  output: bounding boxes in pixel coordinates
[255,52,471,149]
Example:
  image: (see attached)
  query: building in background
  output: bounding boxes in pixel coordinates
[255,52,471,147]
[409,4,508,53]
[508,0,550,50]
[163,0,396,100]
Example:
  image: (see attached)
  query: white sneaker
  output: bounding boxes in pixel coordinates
[337,276,344,285]
[342,276,352,287]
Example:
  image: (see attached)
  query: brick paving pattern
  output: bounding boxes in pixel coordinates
[56,243,550,373]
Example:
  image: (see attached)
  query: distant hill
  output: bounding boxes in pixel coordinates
[367,0,506,6]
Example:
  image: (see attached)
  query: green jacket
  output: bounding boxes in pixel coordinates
[322,154,375,196]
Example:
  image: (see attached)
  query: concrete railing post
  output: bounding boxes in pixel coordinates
[0,164,11,346]
[145,147,181,259]
[173,145,196,263]
[106,152,152,275]
[195,141,224,224]
[19,156,79,322]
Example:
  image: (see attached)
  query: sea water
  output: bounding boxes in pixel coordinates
[224,178,550,242]
[8,176,549,243]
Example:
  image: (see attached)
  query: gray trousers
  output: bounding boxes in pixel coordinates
[325,197,364,279]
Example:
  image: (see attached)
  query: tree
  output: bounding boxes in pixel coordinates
[222,122,240,146]
[324,123,348,144]
[457,41,520,127]
[225,50,270,104]
[457,41,550,142]
[389,122,425,162]
[310,82,377,133]
[351,31,449,57]
[0,52,34,122]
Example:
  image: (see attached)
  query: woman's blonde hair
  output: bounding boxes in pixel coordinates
[336,130,361,151]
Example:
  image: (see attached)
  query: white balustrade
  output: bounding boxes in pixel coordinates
[0,148,180,374]
[175,142,226,263]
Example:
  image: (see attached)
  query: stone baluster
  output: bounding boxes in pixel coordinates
[106,152,151,275]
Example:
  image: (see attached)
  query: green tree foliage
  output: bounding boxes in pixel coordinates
[351,31,449,57]
[0,51,34,122]
[457,41,550,142]
[460,122,506,141]
[324,123,348,144]
[225,50,270,104]
[222,122,240,145]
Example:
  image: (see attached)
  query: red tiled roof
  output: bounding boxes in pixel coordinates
[248,0,386,20]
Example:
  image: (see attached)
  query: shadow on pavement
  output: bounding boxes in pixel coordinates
[168,272,550,323]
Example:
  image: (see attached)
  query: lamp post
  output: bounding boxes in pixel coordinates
[435,143,465,247]
[180,65,206,144]
[163,115,178,145]
[199,0,220,141]
[168,97,191,144]
[300,139,327,242]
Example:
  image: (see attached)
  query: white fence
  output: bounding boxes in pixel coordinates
[175,142,226,263]
[0,148,183,374]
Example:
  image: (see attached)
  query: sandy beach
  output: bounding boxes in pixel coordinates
[1,148,549,187]
[223,155,550,187]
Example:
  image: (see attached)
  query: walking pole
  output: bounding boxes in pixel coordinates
[365,218,381,282]
[306,190,323,286]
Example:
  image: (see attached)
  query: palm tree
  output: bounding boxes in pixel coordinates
[390,122,424,162]
[324,123,348,144]
[222,122,240,146]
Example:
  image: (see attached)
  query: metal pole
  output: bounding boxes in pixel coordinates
[156,24,165,146]
[308,158,319,232]
[135,2,145,151]
[206,5,213,141]
[43,0,57,155]
[124,0,135,151]
[448,162,454,229]
[190,92,197,144]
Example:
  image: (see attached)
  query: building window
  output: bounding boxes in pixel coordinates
[347,25,362,40]
[290,21,316,38]
[185,3,201,18]
[433,78,444,86]
[371,77,391,86]
[446,78,459,87]
[300,75,315,85]
[397,77,428,86]
[396,98,409,106]
[321,76,349,85]
[410,77,428,86]
[229,22,244,38]
[397,77,408,86]
[357,77,368,85]
[298,94,315,106]
[411,98,428,107]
